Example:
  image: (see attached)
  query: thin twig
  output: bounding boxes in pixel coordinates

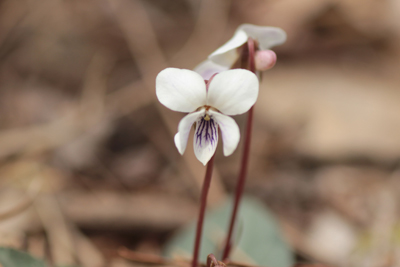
[0,198,33,222]
[0,78,151,160]
[170,0,232,67]
[0,176,42,222]
[35,195,76,266]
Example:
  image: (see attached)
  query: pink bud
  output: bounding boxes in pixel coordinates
[255,50,277,71]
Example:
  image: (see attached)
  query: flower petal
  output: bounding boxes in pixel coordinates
[174,110,205,155]
[193,114,219,165]
[156,68,207,113]
[208,29,248,67]
[207,69,259,116]
[239,24,287,50]
[209,110,240,156]
[193,59,229,80]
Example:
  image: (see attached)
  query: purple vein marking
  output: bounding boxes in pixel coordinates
[196,116,218,147]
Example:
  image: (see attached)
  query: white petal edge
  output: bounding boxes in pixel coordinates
[193,59,229,80]
[239,24,287,50]
[207,69,259,116]
[208,29,248,67]
[209,110,240,157]
[174,110,205,155]
[193,114,219,165]
[156,68,207,113]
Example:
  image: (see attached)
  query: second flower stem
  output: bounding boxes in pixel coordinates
[221,106,254,261]
[192,155,215,267]
[222,37,256,261]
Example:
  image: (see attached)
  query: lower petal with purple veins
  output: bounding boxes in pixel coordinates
[208,110,240,157]
[193,116,219,165]
[174,110,205,155]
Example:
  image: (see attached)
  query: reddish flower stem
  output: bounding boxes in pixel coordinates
[248,38,256,73]
[222,38,256,261]
[192,155,215,267]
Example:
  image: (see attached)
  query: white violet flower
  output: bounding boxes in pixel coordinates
[195,24,287,79]
[156,68,259,165]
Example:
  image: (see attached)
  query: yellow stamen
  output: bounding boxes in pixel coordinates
[204,114,210,121]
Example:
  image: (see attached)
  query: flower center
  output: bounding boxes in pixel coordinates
[195,105,220,114]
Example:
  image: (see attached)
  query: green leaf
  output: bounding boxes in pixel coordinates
[0,247,47,267]
[163,196,294,267]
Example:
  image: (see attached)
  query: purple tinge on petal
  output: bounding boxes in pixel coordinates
[195,116,218,150]
[193,60,229,80]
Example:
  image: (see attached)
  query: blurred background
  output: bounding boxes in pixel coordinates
[1,0,400,266]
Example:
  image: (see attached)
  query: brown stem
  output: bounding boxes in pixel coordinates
[192,155,215,267]
[222,38,256,261]
[247,38,256,73]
